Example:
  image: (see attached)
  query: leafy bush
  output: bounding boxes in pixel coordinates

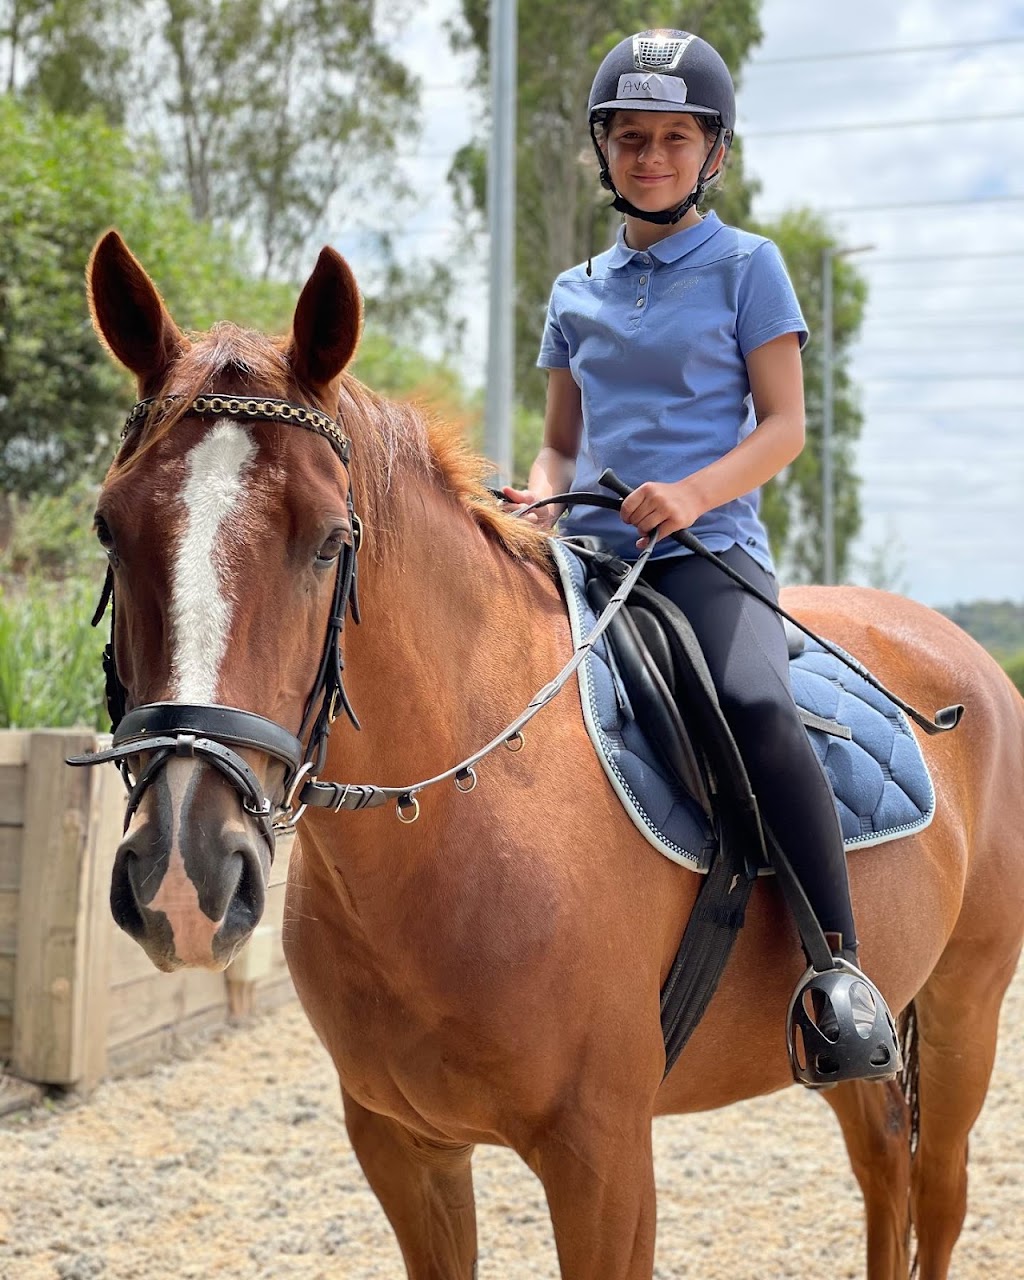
[0,478,104,580]
[1002,651,1024,698]
[0,575,106,729]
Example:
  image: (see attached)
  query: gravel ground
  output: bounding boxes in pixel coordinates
[1,958,1021,1280]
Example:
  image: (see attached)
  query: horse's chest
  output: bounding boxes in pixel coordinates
[285,926,520,1140]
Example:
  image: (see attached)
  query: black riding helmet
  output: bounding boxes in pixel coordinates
[588,30,736,226]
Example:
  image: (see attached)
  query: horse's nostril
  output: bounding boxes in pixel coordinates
[221,843,266,942]
[110,845,147,939]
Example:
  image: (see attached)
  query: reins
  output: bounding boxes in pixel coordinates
[515,468,963,738]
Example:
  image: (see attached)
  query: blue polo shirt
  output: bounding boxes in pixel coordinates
[537,211,808,572]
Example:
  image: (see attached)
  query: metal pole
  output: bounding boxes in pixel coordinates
[821,246,835,585]
[483,0,517,483]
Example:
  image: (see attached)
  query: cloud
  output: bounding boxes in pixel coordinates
[741,0,1023,605]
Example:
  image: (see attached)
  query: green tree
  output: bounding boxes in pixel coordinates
[0,94,295,495]
[1,0,129,116]
[1002,651,1024,697]
[755,209,868,582]
[156,0,418,277]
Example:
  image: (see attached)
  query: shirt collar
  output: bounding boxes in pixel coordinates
[607,210,722,268]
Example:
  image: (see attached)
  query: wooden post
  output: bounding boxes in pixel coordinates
[77,756,121,1090]
[12,731,97,1086]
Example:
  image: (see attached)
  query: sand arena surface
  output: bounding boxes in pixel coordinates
[1,959,1021,1280]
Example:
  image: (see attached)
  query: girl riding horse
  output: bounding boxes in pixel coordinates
[505,29,898,1086]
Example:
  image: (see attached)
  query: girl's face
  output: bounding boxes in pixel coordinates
[602,111,723,215]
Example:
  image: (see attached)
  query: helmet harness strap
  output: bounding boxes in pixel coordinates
[589,121,727,227]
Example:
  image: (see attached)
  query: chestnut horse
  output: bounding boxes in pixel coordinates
[82,231,1024,1280]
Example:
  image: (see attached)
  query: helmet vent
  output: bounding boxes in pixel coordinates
[633,33,695,72]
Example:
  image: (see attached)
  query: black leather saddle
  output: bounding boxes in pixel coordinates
[565,537,846,824]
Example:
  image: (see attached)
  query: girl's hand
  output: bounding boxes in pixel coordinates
[501,485,559,529]
[619,480,705,550]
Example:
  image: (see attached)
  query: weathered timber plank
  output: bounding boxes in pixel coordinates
[105,967,227,1051]
[0,954,14,1005]
[0,732,29,767]
[76,761,124,1091]
[0,891,17,955]
[104,1004,230,1080]
[0,766,25,828]
[0,827,22,892]
[268,830,294,888]
[12,731,94,1085]
[109,925,163,987]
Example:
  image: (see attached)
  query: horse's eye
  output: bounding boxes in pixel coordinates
[95,515,115,552]
[315,530,347,567]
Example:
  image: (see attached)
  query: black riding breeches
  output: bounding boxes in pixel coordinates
[641,546,857,948]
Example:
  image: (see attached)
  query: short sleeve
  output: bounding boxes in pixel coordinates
[736,241,809,358]
[536,284,571,369]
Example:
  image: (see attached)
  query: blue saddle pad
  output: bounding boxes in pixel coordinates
[551,541,936,874]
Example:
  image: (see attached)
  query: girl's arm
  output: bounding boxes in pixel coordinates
[503,368,583,526]
[623,332,805,546]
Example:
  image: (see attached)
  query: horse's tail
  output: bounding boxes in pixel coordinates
[900,999,921,1278]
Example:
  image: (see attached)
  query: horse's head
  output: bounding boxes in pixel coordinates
[85,231,362,971]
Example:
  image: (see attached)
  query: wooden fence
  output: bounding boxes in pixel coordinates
[0,729,295,1092]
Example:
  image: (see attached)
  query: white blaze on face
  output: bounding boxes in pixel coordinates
[170,421,257,701]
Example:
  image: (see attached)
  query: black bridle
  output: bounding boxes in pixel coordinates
[68,394,366,848]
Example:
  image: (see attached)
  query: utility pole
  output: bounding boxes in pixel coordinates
[821,242,873,585]
[821,246,836,586]
[483,0,517,484]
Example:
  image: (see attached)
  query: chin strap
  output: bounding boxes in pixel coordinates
[589,122,727,227]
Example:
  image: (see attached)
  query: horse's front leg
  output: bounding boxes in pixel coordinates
[341,1087,478,1280]
[526,1109,657,1280]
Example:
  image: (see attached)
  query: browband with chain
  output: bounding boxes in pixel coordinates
[121,394,350,463]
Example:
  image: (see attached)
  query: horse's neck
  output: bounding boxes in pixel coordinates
[329,477,565,795]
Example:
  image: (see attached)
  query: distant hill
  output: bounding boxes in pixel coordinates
[940,600,1024,656]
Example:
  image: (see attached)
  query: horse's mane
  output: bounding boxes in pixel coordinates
[112,323,552,571]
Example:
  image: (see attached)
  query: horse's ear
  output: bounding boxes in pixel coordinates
[288,247,362,392]
[87,231,187,391]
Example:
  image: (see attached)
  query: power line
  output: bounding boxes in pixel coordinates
[760,194,1024,216]
[860,373,1024,381]
[864,250,1024,264]
[865,310,1024,319]
[862,405,1022,413]
[751,36,1024,65]
[746,111,1024,138]
[865,281,1024,293]
[419,36,1024,91]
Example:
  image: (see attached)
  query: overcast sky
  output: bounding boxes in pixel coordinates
[332,0,1023,608]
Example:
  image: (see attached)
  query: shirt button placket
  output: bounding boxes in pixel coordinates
[634,257,650,321]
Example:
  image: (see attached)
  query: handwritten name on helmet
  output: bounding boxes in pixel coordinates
[615,72,688,105]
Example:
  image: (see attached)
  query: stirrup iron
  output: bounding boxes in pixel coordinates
[787,956,902,1089]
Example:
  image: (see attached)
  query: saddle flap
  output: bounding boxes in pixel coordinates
[586,576,714,820]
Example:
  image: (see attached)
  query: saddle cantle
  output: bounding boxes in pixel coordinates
[552,539,936,874]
